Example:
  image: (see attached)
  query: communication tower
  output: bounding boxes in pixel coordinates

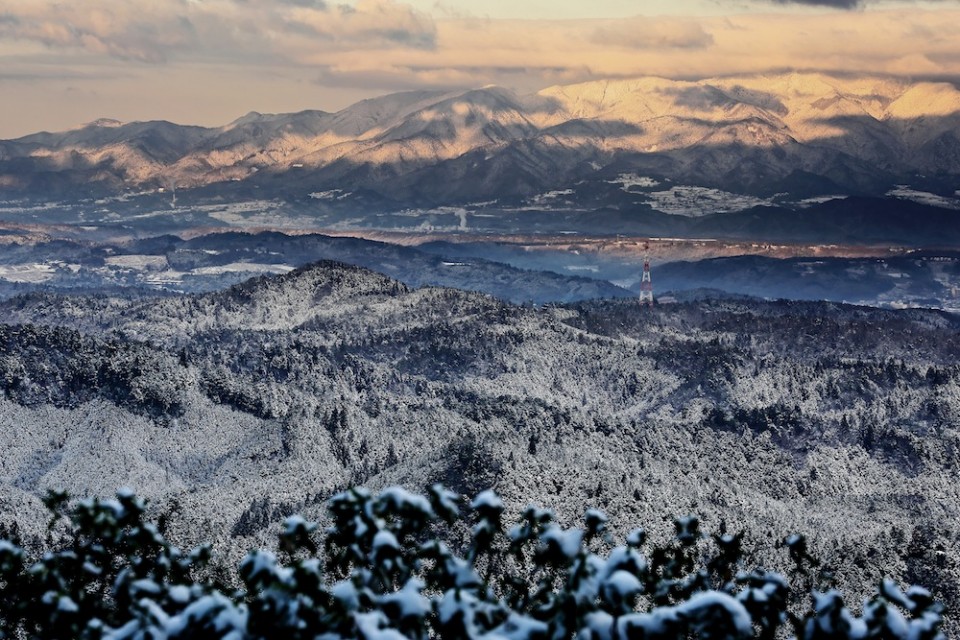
[639,244,654,306]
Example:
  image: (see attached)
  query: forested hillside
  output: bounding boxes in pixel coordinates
[0,261,958,629]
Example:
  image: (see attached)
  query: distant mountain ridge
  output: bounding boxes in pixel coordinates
[0,231,634,304]
[3,72,960,205]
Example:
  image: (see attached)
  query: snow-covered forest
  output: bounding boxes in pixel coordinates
[0,261,958,632]
[0,486,946,639]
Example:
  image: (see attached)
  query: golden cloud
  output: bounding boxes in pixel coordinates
[3,1,960,136]
[589,18,715,50]
[0,0,437,63]
[2,1,960,82]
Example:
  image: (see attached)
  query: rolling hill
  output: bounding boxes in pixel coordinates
[0,262,958,628]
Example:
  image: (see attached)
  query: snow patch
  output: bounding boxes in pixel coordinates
[471,490,503,511]
[309,189,352,201]
[797,195,848,207]
[0,263,57,283]
[887,185,960,210]
[529,189,575,205]
[644,186,771,216]
[105,255,169,270]
[608,173,660,191]
[541,527,583,560]
[190,263,295,276]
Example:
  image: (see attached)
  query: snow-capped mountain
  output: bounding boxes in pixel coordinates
[3,73,960,204]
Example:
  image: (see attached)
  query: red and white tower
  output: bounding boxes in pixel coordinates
[639,246,654,306]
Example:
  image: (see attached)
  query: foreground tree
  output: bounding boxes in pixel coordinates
[0,487,945,640]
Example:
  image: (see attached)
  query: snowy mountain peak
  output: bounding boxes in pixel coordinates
[230,111,266,125]
[3,72,960,204]
[84,118,124,128]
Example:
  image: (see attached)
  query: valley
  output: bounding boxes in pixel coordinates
[1,222,957,311]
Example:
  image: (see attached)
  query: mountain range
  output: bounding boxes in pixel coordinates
[3,72,960,211]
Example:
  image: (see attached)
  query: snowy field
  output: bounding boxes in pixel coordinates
[642,186,772,216]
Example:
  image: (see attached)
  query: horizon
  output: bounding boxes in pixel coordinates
[3,0,960,138]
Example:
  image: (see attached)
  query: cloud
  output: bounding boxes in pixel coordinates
[305,8,960,95]
[589,18,714,50]
[4,1,960,137]
[285,0,437,49]
[761,0,960,8]
[2,1,958,82]
[768,0,861,7]
[276,0,328,7]
[314,63,578,91]
[0,3,194,62]
[0,69,130,83]
[0,0,436,64]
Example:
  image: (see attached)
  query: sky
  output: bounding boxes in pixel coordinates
[1,0,960,138]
